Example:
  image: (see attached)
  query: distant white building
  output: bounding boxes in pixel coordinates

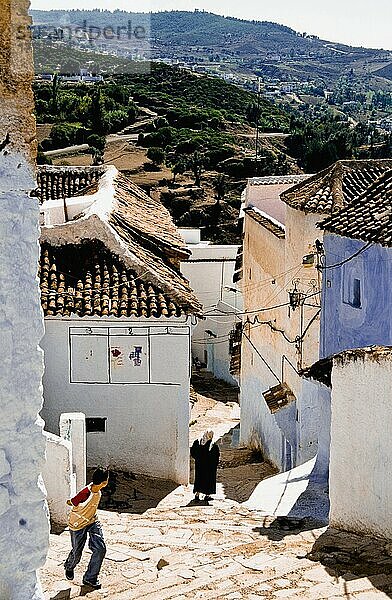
[37,166,202,485]
[179,228,242,385]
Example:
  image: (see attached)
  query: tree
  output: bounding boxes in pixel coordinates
[90,88,107,136]
[51,73,60,114]
[187,151,205,187]
[147,146,165,166]
[87,134,106,167]
[89,146,105,166]
[213,174,229,205]
[169,157,186,184]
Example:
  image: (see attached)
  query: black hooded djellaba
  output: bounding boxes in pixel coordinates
[190,439,220,495]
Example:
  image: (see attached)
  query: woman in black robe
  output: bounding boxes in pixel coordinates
[190,430,220,502]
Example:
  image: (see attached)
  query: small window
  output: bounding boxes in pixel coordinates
[352,278,361,308]
[86,417,107,433]
[343,276,362,309]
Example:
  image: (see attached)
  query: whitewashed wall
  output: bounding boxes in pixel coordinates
[240,328,330,473]
[240,189,325,473]
[59,413,86,492]
[42,432,76,527]
[330,349,392,538]
[41,318,192,484]
[180,244,242,384]
[0,2,50,595]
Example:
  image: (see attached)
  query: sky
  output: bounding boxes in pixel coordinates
[30,0,392,51]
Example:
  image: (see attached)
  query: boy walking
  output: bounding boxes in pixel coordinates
[64,467,109,589]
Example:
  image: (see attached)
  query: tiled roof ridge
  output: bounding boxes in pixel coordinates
[281,159,392,215]
[330,161,345,209]
[244,206,286,239]
[112,172,190,260]
[279,165,330,200]
[248,174,310,186]
[318,167,392,245]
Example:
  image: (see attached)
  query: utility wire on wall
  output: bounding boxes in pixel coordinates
[317,241,374,270]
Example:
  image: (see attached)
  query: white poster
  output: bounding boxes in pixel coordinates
[70,333,109,384]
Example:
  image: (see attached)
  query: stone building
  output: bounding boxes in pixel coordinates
[37,165,202,484]
[0,1,49,598]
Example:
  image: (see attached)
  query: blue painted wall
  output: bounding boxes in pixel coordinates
[321,234,392,358]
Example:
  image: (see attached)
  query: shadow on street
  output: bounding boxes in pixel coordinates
[308,526,392,598]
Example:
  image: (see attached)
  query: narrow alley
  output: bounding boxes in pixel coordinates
[40,373,392,600]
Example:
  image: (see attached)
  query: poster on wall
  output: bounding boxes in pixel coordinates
[110,335,149,383]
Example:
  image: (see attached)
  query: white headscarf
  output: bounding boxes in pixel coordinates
[200,430,214,449]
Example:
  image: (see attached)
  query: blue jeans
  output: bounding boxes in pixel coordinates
[64,520,106,583]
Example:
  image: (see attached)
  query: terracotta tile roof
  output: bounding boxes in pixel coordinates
[35,166,105,202]
[244,206,285,239]
[281,160,392,215]
[117,233,203,313]
[40,241,193,318]
[318,170,392,247]
[39,166,202,317]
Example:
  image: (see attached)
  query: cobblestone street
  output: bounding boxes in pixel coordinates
[41,491,392,600]
[40,377,392,599]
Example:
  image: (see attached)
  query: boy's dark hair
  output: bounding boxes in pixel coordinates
[92,468,109,485]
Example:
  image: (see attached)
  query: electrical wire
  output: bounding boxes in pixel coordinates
[318,241,373,270]
[193,338,231,345]
[193,300,321,347]
[186,261,304,300]
[204,290,320,317]
[235,261,305,294]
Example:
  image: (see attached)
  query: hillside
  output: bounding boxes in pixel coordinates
[33,57,297,244]
[31,9,392,90]
[33,44,290,133]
